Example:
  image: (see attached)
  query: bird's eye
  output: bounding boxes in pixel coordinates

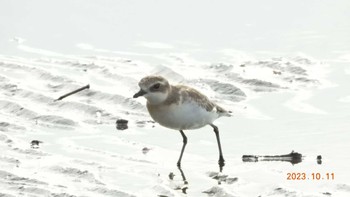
[153,83,160,89]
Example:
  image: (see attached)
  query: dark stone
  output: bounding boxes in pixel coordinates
[142,147,151,154]
[317,155,322,165]
[168,172,175,180]
[116,119,128,130]
[30,140,43,149]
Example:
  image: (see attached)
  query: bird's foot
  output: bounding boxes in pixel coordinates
[218,156,225,172]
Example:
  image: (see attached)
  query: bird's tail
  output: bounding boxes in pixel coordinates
[221,110,233,117]
[216,105,233,117]
[225,110,233,117]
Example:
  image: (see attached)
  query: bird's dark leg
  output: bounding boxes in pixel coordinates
[177,166,188,185]
[210,124,225,172]
[177,166,188,194]
[177,130,187,167]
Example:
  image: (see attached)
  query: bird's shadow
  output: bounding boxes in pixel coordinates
[169,166,189,194]
[169,163,225,194]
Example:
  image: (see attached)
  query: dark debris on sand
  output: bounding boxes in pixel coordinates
[116,119,128,130]
[242,151,303,165]
[207,172,238,184]
[30,140,43,149]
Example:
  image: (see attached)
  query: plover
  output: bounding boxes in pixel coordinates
[133,76,231,168]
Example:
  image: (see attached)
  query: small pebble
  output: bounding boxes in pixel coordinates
[168,172,175,180]
[30,140,43,149]
[142,147,151,154]
[116,119,128,130]
[317,155,322,165]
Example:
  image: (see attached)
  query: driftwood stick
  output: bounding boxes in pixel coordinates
[55,84,90,101]
[242,151,303,165]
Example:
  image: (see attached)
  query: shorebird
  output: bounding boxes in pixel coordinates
[133,76,231,168]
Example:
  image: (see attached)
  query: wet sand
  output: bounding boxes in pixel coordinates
[1,0,350,196]
[1,54,349,197]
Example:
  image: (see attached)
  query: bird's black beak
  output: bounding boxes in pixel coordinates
[133,89,147,98]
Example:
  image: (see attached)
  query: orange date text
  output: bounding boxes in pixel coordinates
[287,173,334,180]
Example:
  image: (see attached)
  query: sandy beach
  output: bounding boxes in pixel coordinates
[1,0,350,196]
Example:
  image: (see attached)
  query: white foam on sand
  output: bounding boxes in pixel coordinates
[284,90,327,114]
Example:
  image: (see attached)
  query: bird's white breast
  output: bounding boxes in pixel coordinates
[147,101,219,130]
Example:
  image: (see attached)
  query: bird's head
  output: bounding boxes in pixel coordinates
[133,75,171,105]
